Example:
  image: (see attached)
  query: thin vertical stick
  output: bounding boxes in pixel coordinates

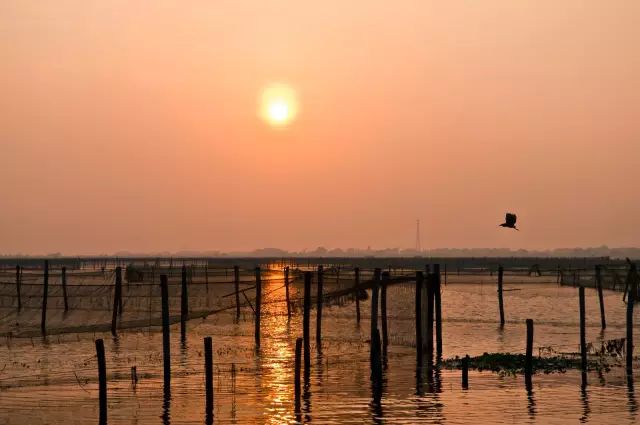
[204,336,214,419]
[596,265,606,330]
[285,267,291,319]
[371,328,383,403]
[41,260,49,335]
[426,272,434,360]
[16,265,21,311]
[111,267,122,336]
[579,286,587,372]
[303,272,311,372]
[160,275,171,392]
[444,264,447,285]
[234,266,240,320]
[96,338,107,424]
[498,266,505,326]
[525,319,534,377]
[255,267,261,348]
[316,265,323,351]
[627,263,637,376]
[381,271,389,362]
[415,271,423,366]
[294,337,302,413]
[434,264,443,359]
[62,266,69,312]
[370,269,381,350]
[355,267,361,324]
[462,354,469,389]
[181,265,188,339]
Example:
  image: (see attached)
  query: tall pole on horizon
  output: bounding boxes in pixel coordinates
[415,219,422,253]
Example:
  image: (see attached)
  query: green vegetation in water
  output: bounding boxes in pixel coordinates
[442,352,615,376]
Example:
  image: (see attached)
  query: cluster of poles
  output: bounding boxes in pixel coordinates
[9,259,640,423]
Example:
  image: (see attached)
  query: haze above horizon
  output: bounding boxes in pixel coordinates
[1,1,639,255]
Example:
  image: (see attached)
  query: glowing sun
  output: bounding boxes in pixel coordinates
[259,84,298,127]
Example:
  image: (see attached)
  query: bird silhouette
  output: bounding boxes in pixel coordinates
[499,213,519,230]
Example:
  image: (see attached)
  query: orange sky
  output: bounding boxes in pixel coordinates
[1,1,639,255]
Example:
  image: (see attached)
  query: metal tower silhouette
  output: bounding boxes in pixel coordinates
[415,219,422,252]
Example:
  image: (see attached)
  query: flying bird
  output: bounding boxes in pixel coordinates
[499,213,519,230]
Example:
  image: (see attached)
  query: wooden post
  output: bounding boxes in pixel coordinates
[434,264,443,359]
[627,263,637,376]
[525,319,534,377]
[284,266,291,319]
[579,286,587,372]
[294,337,302,413]
[444,264,447,285]
[234,266,240,320]
[95,338,107,425]
[303,272,312,372]
[41,260,49,335]
[415,271,423,366]
[62,266,69,312]
[354,267,361,324]
[381,271,389,362]
[160,275,171,391]
[371,328,383,403]
[204,336,214,419]
[180,265,188,339]
[117,266,123,315]
[462,355,469,389]
[255,267,261,348]
[596,265,606,330]
[316,265,323,351]
[498,265,505,326]
[426,272,434,359]
[370,269,381,349]
[111,267,122,336]
[16,265,21,311]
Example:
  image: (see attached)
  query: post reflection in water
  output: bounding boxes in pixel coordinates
[628,375,637,419]
[580,374,590,424]
[525,375,536,420]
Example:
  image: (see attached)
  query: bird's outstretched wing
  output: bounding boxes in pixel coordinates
[506,213,517,226]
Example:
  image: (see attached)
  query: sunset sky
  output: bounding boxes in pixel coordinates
[1,1,639,255]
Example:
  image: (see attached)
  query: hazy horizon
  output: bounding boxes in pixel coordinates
[2,1,639,255]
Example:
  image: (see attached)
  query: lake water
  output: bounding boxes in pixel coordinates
[1,267,639,424]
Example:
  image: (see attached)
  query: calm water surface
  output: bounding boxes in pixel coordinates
[1,271,639,424]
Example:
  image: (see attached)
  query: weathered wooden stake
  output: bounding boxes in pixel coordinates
[627,263,637,376]
[285,266,291,319]
[160,275,171,391]
[95,338,107,424]
[294,337,302,413]
[595,265,606,330]
[204,336,214,419]
[426,272,435,359]
[415,271,423,366]
[180,265,188,339]
[381,271,389,362]
[525,319,534,377]
[316,265,323,351]
[61,266,69,312]
[111,267,122,336]
[371,328,383,402]
[255,267,262,348]
[579,286,587,372]
[370,269,381,351]
[355,267,361,324]
[434,264,443,359]
[303,272,312,372]
[16,265,21,311]
[444,264,448,285]
[462,354,469,389]
[234,266,241,320]
[41,260,49,335]
[498,265,505,326]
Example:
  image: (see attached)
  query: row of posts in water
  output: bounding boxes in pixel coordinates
[10,259,640,422]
